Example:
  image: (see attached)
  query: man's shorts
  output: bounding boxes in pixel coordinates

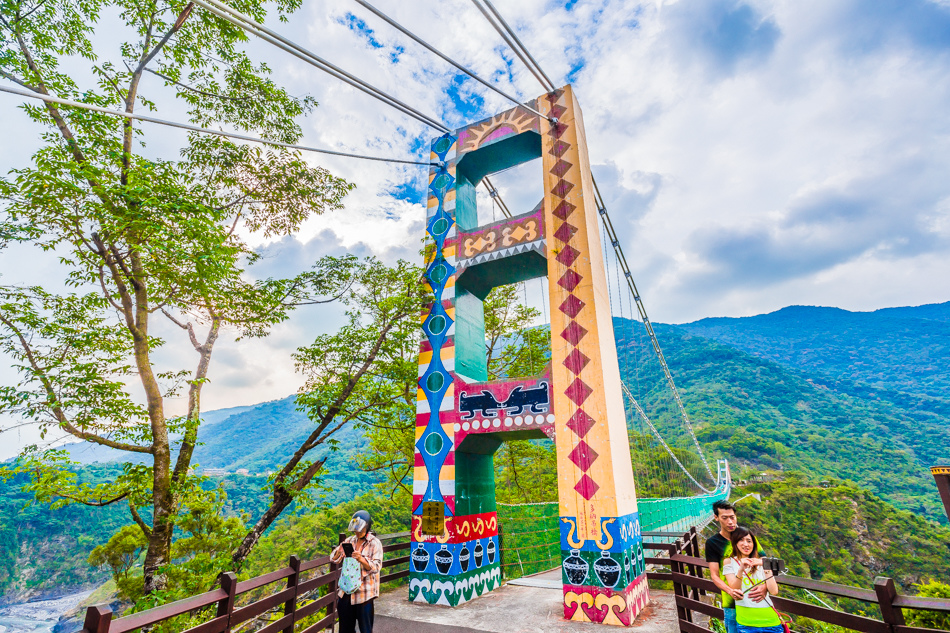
[723,607,738,633]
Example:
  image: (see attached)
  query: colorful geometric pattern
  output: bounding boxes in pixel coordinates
[457,103,541,153]
[456,207,545,266]
[414,133,459,514]
[410,86,647,625]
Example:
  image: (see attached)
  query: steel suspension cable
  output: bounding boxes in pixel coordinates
[483,176,512,217]
[0,85,433,166]
[465,0,716,484]
[478,0,556,91]
[468,0,552,92]
[193,0,524,215]
[594,183,714,481]
[191,0,450,133]
[352,0,551,121]
[621,382,713,494]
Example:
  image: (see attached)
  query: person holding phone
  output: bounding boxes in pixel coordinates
[723,526,782,633]
[330,510,383,633]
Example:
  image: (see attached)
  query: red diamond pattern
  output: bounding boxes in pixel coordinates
[556,245,580,266]
[552,200,576,220]
[566,409,596,438]
[568,440,599,471]
[559,294,585,318]
[549,140,571,156]
[549,103,567,119]
[565,377,593,405]
[557,269,582,291]
[546,89,565,104]
[551,179,575,198]
[552,122,568,138]
[553,222,578,243]
[574,474,600,500]
[563,348,590,375]
[550,159,573,178]
[560,320,588,346]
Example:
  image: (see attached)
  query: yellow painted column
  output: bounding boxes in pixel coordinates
[541,85,649,625]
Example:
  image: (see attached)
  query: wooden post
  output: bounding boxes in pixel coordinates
[874,576,906,629]
[283,555,301,633]
[217,572,237,632]
[672,538,693,624]
[82,604,113,633]
[688,527,701,600]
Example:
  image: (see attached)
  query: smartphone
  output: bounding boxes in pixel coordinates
[341,542,354,557]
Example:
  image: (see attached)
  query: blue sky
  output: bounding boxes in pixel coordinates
[2,0,950,453]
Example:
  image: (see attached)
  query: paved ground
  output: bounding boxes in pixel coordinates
[373,569,679,633]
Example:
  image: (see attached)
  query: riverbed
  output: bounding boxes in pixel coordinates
[0,592,92,633]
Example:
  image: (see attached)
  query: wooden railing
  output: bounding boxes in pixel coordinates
[82,526,950,633]
[644,527,950,633]
[81,531,411,633]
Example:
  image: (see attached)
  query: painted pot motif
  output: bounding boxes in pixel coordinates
[487,539,496,564]
[594,551,622,588]
[435,544,453,574]
[460,544,471,572]
[412,543,430,572]
[474,541,484,568]
[563,549,588,586]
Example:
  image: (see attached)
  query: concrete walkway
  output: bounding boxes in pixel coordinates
[374,569,679,633]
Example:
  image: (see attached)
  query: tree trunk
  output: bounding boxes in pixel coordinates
[231,487,293,565]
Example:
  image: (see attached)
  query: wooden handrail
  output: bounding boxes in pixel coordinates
[81,528,950,633]
[650,529,950,633]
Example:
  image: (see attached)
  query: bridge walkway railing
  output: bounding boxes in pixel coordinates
[80,531,410,633]
[646,527,950,633]
[80,527,950,633]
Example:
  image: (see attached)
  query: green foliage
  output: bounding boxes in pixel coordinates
[737,478,950,590]
[0,0,355,601]
[614,318,947,520]
[906,580,950,630]
[0,466,128,599]
[243,492,411,577]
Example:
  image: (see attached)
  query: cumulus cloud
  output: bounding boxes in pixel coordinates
[4,0,950,455]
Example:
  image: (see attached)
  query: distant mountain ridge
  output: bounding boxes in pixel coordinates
[679,302,950,401]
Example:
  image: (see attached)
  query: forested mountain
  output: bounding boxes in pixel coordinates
[679,302,950,402]
[737,477,950,593]
[3,303,948,606]
[615,316,949,521]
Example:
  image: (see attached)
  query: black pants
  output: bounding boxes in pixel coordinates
[337,593,374,633]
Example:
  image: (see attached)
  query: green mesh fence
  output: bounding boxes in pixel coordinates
[496,485,730,579]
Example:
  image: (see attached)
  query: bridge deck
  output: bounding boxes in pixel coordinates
[374,569,679,633]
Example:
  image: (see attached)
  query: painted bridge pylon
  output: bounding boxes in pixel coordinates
[410,85,648,626]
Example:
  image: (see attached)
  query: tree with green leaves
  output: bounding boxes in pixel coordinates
[358,281,551,498]
[231,257,429,564]
[0,0,352,597]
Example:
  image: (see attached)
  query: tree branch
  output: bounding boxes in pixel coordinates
[0,68,37,91]
[0,312,153,455]
[143,66,248,102]
[130,501,153,539]
[53,490,129,507]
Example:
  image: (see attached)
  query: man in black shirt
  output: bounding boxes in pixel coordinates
[705,500,767,633]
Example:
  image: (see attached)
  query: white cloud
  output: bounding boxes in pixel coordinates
[3,0,950,456]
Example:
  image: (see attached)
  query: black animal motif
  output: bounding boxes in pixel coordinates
[502,381,549,415]
[459,390,501,419]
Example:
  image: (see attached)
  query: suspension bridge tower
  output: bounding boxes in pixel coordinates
[410,85,649,626]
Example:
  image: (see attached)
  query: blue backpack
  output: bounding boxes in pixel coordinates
[339,556,362,594]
